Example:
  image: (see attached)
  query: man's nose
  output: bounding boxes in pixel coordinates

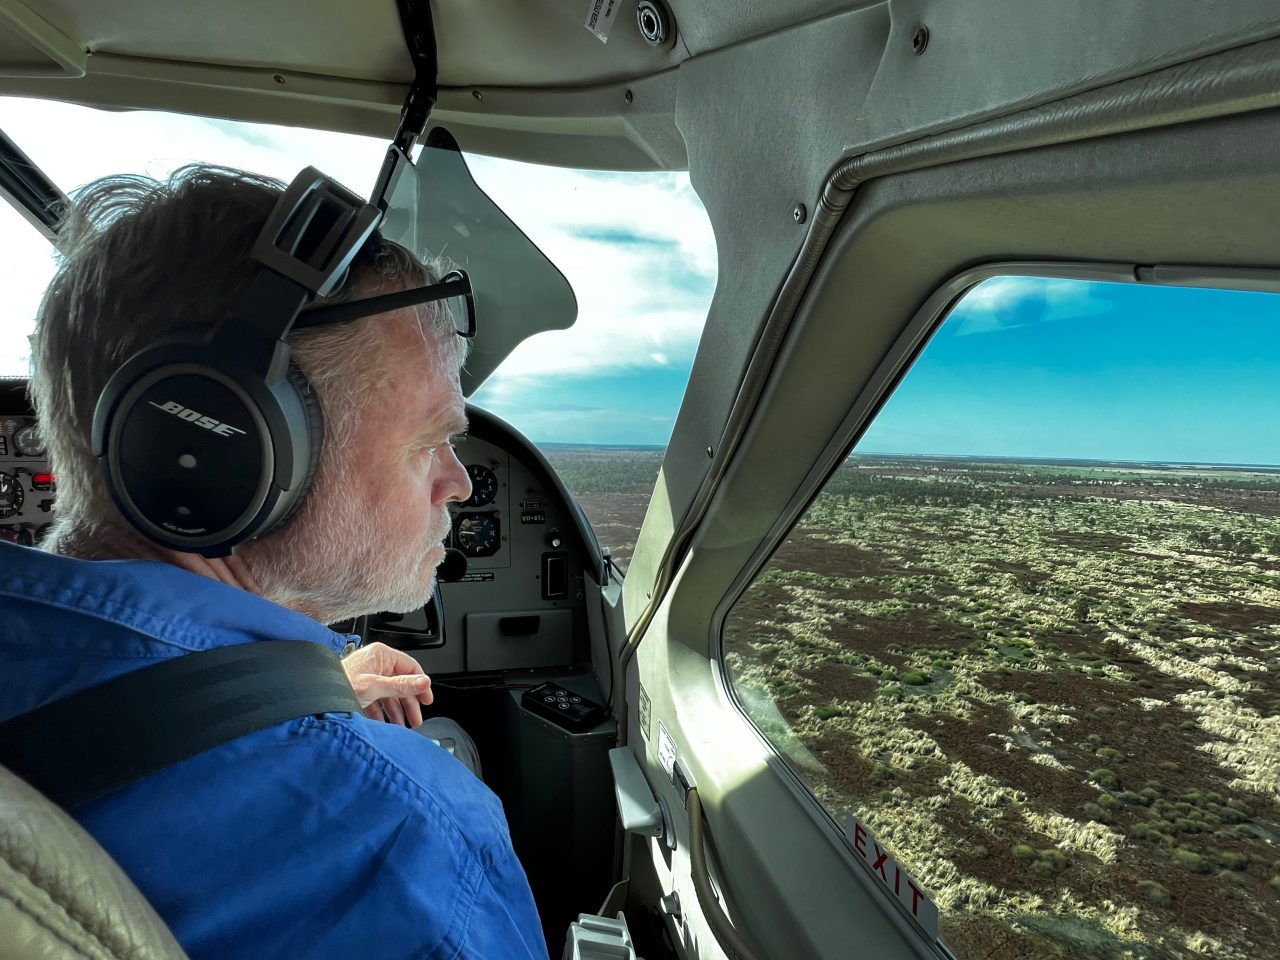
[440,445,472,505]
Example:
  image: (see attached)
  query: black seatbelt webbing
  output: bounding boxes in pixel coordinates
[0,640,361,811]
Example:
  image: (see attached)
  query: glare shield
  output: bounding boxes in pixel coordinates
[379,127,578,394]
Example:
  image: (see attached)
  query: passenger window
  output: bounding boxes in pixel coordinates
[724,276,1280,959]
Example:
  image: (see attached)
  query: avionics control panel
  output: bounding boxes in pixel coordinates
[0,414,54,545]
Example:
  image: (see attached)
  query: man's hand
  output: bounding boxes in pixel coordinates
[342,642,434,727]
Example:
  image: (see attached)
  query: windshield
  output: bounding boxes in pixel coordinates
[0,99,716,451]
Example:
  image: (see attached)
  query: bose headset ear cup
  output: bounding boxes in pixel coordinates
[264,360,325,533]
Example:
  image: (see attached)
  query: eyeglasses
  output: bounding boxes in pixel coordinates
[293,269,476,338]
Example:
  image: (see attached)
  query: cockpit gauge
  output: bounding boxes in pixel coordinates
[0,472,23,519]
[453,511,500,558]
[461,464,498,508]
[13,423,45,458]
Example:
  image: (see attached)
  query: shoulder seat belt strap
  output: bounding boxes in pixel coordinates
[0,640,361,811]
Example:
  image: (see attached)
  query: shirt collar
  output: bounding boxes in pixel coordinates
[0,541,350,657]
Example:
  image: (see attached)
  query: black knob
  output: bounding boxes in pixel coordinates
[437,547,469,583]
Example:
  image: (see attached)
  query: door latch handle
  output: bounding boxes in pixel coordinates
[608,747,672,845]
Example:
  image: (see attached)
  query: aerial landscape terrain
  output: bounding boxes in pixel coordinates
[554,445,1280,960]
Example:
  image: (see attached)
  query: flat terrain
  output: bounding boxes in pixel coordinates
[553,447,1280,958]
[725,457,1280,960]
[542,445,663,572]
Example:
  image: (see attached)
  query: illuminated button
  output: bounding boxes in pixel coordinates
[570,696,581,703]
[178,454,198,469]
[557,703,570,710]
[544,695,556,703]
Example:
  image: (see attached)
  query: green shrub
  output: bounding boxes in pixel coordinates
[1218,851,1248,871]
[1013,692,1035,704]
[1137,880,1173,904]
[872,761,893,782]
[814,705,843,720]
[1031,850,1070,875]
[1089,769,1119,788]
[1082,802,1111,824]
[900,670,929,686]
[1173,848,1208,873]
[1013,844,1036,860]
[1158,760,1181,772]
[1096,747,1122,761]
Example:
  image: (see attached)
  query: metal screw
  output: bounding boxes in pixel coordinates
[792,203,807,224]
[624,89,634,104]
[706,446,713,458]
[472,89,483,101]
[912,25,929,56]
[272,74,286,84]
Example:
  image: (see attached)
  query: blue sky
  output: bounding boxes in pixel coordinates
[2,99,1278,458]
[859,277,1280,466]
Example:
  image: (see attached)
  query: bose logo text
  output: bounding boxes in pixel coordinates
[148,400,247,437]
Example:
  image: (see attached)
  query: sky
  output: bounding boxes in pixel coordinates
[2,99,1279,461]
[858,276,1280,466]
[0,97,717,446]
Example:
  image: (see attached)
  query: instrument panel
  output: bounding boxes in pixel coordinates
[0,414,54,546]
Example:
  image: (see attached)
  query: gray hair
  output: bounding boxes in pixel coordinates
[31,163,464,552]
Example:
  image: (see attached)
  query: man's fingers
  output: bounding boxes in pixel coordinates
[402,696,424,728]
[383,696,406,727]
[354,673,431,708]
[365,702,386,723]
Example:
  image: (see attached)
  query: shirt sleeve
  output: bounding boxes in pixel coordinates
[456,845,551,960]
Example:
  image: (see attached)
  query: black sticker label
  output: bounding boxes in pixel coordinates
[459,571,495,583]
[638,683,652,740]
[520,498,546,524]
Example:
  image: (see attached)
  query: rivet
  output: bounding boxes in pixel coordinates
[272,74,286,84]
[792,203,807,224]
[472,89,483,101]
[625,89,634,104]
[911,25,929,56]
[706,446,713,458]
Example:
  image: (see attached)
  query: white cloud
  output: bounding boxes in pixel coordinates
[463,154,716,382]
[950,275,1107,337]
[0,96,719,389]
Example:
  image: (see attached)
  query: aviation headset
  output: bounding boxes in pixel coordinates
[91,168,382,558]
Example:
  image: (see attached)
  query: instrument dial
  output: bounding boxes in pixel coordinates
[0,472,23,519]
[453,511,500,558]
[13,423,45,458]
[461,464,498,508]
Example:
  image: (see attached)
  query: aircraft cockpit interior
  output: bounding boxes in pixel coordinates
[5,3,1280,960]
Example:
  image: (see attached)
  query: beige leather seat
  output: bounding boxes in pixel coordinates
[0,764,187,959]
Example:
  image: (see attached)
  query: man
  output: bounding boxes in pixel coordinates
[0,165,548,958]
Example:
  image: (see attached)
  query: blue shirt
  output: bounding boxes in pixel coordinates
[0,542,549,960]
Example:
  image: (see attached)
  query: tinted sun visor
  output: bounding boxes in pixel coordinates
[379,126,577,395]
